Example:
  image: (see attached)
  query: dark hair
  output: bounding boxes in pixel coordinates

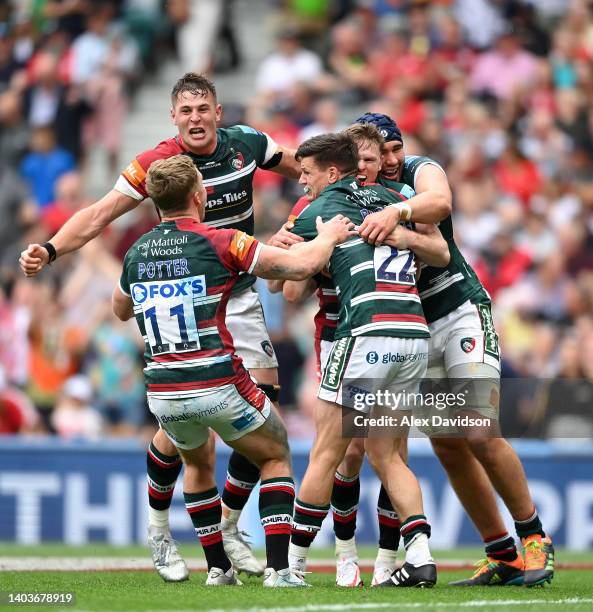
[295,133,358,174]
[171,73,217,104]
[146,155,200,213]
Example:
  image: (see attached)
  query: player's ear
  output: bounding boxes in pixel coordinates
[170,106,176,125]
[215,103,223,123]
[327,165,339,184]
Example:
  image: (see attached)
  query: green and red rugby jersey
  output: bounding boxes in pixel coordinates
[397,155,490,323]
[119,217,265,408]
[292,177,428,340]
[115,125,281,292]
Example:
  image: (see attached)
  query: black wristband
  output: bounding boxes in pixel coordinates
[42,242,57,264]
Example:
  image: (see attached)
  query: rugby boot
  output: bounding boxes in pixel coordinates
[335,555,363,587]
[377,561,437,588]
[205,566,242,586]
[263,567,311,587]
[523,534,554,587]
[147,526,189,582]
[449,556,524,586]
[222,522,265,576]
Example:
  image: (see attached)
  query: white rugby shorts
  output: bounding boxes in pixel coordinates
[427,299,501,378]
[148,383,271,450]
[226,287,278,370]
[318,335,428,410]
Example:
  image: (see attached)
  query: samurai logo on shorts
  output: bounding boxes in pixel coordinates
[230,151,244,170]
[460,337,476,353]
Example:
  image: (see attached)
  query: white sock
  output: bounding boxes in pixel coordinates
[335,536,358,560]
[375,547,397,569]
[148,508,169,530]
[405,533,434,567]
[288,542,310,571]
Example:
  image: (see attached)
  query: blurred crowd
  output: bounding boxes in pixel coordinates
[1,0,593,440]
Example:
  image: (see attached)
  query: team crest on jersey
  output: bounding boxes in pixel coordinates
[230,152,244,170]
[137,240,150,258]
[460,337,476,353]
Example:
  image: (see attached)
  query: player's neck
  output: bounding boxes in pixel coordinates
[181,136,218,157]
[161,212,201,222]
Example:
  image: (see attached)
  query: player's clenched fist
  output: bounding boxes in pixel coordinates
[19,244,50,277]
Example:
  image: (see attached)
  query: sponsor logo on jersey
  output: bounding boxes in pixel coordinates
[230,151,244,170]
[131,277,205,304]
[206,189,248,209]
[230,230,255,262]
[122,159,146,188]
[460,337,476,353]
[261,340,275,358]
[137,235,188,257]
[366,351,379,364]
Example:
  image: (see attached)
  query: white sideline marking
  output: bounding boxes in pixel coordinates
[202,601,593,612]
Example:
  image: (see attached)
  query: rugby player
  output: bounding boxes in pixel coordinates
[271,123,450,587]
[285,132,441,588]
[112,155,355,586]
[354,113,555,588]
[19,74,300,580]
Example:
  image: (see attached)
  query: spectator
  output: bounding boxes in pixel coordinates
[469,27,538,102]
[50,374,103,439]
[255,27,323,100]
[19,125,76,209]
[0,365,38,434]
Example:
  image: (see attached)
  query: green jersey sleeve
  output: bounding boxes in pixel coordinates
[118,250,132,296]
[401,155,445,191]
[291,200,322,241]
[231,124,280,169]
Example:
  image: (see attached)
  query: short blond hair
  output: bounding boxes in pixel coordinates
[344,123,384,151]
[146,155,201,213]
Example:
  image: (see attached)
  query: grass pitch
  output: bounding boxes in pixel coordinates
[1,545,592,611]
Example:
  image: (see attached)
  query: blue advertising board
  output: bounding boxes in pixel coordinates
[1,438,592,549]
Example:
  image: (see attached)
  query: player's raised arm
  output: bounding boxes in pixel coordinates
[384,223,450,267]
[19,189,139,277]
[253,215,355,280]
[267,144,301,179]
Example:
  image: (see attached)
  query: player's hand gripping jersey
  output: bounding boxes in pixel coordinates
[116,125,280,293]
[118,218,266,405]
[292,178,429,340]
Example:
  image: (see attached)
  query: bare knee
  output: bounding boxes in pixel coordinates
[466,437,501,464]
[153,428,178,455]
[366,443,403,479]
[431,437,471,469]
[339,440,365,476]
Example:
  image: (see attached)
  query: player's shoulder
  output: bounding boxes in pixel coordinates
[136,137,185,166]
[222,124,269,144]
[403,154,444,174]
[289,195,311,220]
[378,177,416,199]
